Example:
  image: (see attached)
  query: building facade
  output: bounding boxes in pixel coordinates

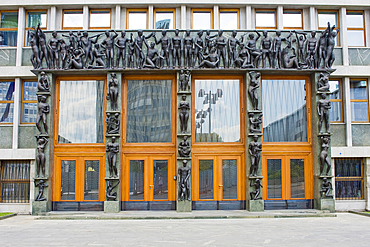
[0,0,369,214]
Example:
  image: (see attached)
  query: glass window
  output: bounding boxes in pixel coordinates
[153,160,168,200]
[0,81,15,123]
[335,158,363,200]
[267,159,282,199]
[290,159,305,199]
[61,160,76,200]
[318,11,339,46]
[25,10,47,46]
[84,160,99,200]
[192,9,213,29]
[195,79,240,143]
[222,159,237,199]
[89,9,110,29]
[199,160,214,199]
[283,10,302,29]
[0,160,30,203]
[126,80,172,143]
[129,160,144,200]
[329,80,343,122]
[255,9,276,29]
[347,11,365,47]
[22,80,37,123]
[262,79,307,142]
[58,80,105,143]
[0,11,18,46]
[350,79,368,122]
[63,10,83,29]
[219,10,239,30]
[154,9,175,29]
[127,9,148,29]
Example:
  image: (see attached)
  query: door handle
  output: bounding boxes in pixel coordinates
[149,185,154,189]
[219,184,223,188]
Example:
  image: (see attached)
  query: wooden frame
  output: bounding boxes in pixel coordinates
[282,9,303,30]
[346,10,366,47]
[192,155,243,201]
[24,9,48,47]
[0,10,18,47]
[62,9,83,30]
[89,9,111,30]
[329,78,344,123]
[349,78,369,122]
[0,80,15,125]
[317,10,340,46]
[191,8,214,29]
[153,8,176,29]
[126,8,149,29]
[334,158,364,200]
[20,79,38,124]
[255,9,277,29]
[219,8,240,29]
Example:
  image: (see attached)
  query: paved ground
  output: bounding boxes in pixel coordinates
[0,213,369,246]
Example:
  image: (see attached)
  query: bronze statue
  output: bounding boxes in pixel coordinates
[87,43,106,69]
[204,30,217,55]
[320,136,331,176]
[35,179,48,201]
[29,27,41,69]
[143,42,163,69]
[82,32,102,68]
[317,26,329,68]
[106,137,119,178]
[107,73,119,111]
[249,135,262,176]
[106,112,120,134]
[178,135,191,157]
[67,48,85,69]
[282,42,300,69]
[179,94,190,133]
[47,31,61,69]
[249,112,262,133]
[250,178,262,200]
[179,70,186,91]
[127,33,135,68]
[115,31,130,68]
[106,180,120,201]
[272,31,288,69]
[154,30,171,68]
[235,43,253,68]
[62,31,77,49]
[59,39,68,69]
[36,136,48,178]
[38,71,50,92]
[294,31,307,64]
[134,30,154,69]
[248,71,260,110]
[317,93,331,134]
[197,46,219,68]
[324,22,338,69]
[100,30,118,69]
[193,30,204,67]
[228,30,243,68]
[183,30,194,68]
[37,24,50,69]
[320,177,333,198]
[172,29,182,68]
[245,31,261,67]
[259,30,273,68]
[318,72,330,92]
[216,30,227,68]
[178,160,191,201]
[36,95,49,135]
[306,31,318,69]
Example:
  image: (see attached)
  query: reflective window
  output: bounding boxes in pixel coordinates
[199,160,213,199]
[63,10,83,29]
[267,159,282,199]
[262,79,307,142]
[335,158,363,200]
[129,160,144,200]
[329,80,342,122]
[22,81,37,123]
[195,79,240,143]
[89,10,111,29]
[127,10,147,29]
[290,159,305,199]
[0,11,18,46]
[219,10,239,30]
[84,160,99,200]
[58,80,105,143]
[222,159,237,199]
[346,11,365,47]
[318,10,339,46]
[192,9,213,29]
[154,9,175,29]
[153,160,168,200]
[255,9,276,29]
[350,79,368,122]
[126,80,172,143]
[61,160,76,200]
[0,81,15,123]
[25,11,47,46]
[283,10,302,29]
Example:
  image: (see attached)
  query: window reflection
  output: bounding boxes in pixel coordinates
[290,159,305,199]
[267,159,282,199]
[61,160,76,200]
[255,10,276,28]
[128,11,147,29]
[84,160,99,200]
[63,10,83,29]
[155,11,174,29]
[350,79,368,122]
[129,160,144,200]
[283,10,302,29]
[153,160,168,200]
[222,159,237,199]
[262,79,307,142]
[192,11,212,29]
[195,79,240,142]
[90,10,110,28]
[199,160,213,199]
[220,11,238,29]
[329,80,342,122]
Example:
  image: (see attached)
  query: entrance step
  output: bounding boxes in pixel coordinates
[35,209,336,220]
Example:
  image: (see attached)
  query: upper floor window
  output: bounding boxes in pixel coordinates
[350,79,368,122]
[21,80,37,124]
[219,9,239,30]
[0,81,15,123]
[89,9,111,29]
[335,158,364,200]
[127,9,148,29]
[283,10,302,29]
[63,10,83,30]
[25,10,47,46]
[318,10,339,46]
[0,11,18,47]
[154,9,175,29]
[329,79,343,122]
[346,11,365,47]
[255,9,276,29]
[191,9,213,30]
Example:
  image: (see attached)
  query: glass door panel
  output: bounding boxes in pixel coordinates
[129,160,145,200]
[84,160,99,201]
[267,159,282,199]
[61,160,76,200]
[199,160,214,199]
[290,159,305,199]
[153,160,168,200]
[222,159,237,200]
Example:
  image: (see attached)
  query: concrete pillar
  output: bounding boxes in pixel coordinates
[122,8,126,29]
[148,5,154,29]
[365,10,370,47]
[302,8,309,30]
[12,78,21,149]
[246,6,252,29]
[276,6,283,30]
[49,6,57,30]
[309,7,317,30]
[16,7,25,67]
[343,77,352,146]
[213,5,219,29]
[181,5,186,29]
[115,5,121,29]
[83,6,89,30]
[339,7,349,66]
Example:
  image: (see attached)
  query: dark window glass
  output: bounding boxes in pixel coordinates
[222,159,237,199]
[129,160,144,200]
[1,160,30,203]
[199,160,213,199]
[267,159,282,199]
[335,158,363,200]
[84,160,99,200]
[290,159,305,199]
[153,160,168,200]
[61,160,76,200]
